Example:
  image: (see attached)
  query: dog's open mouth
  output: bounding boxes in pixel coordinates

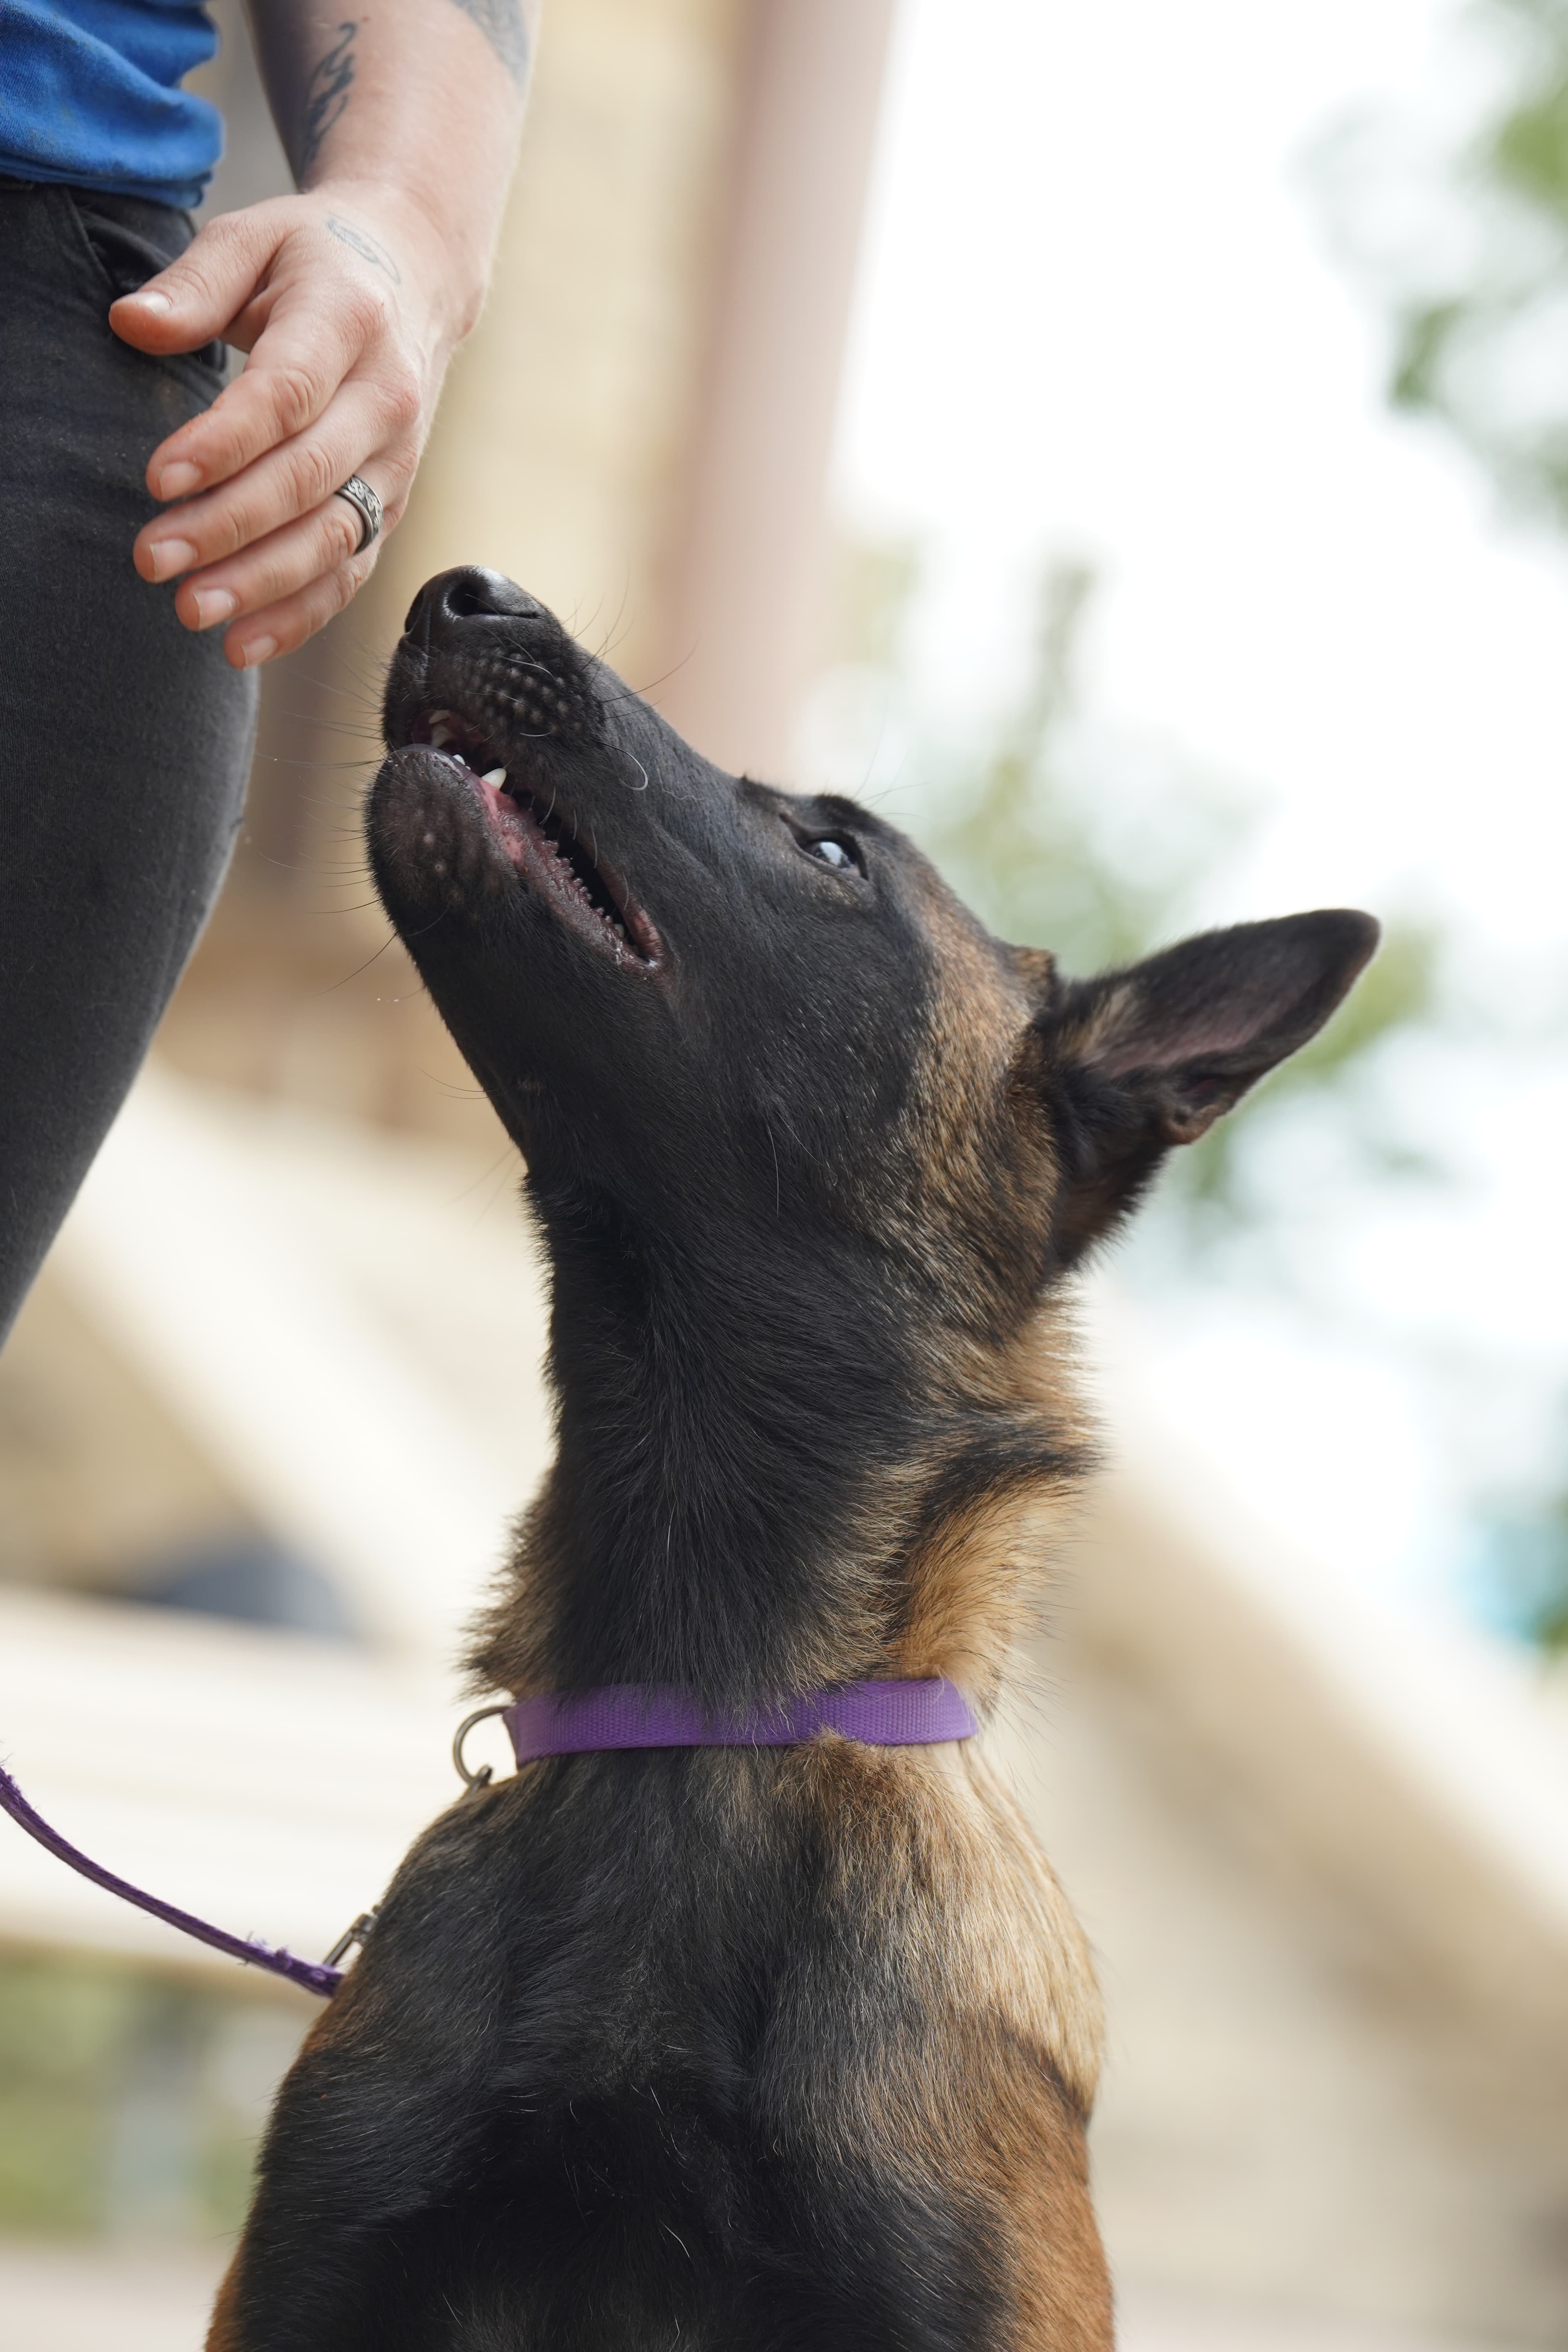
[406,708,661,967]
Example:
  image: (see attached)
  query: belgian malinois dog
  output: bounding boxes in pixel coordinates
[210,568,1376,2351]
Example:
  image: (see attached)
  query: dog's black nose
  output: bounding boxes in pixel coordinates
[403,567,548,641]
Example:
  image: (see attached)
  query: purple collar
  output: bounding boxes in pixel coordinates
[505,1677,976,1762]
[1,1679,976,2001]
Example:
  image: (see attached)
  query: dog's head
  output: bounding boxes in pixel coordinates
[370,568,1377,1691]
[371,566,1376,1321]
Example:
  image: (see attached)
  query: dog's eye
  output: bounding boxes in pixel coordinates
[803,834,862,875]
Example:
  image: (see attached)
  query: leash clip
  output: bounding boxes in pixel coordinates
[452,1703,511,1792]
[321,1908,379,1969]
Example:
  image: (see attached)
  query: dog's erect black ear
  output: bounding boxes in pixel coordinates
[1027,909,1380,1265]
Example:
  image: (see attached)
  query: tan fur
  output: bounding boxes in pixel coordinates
[771,1741,1103,2127]
[912,901,1033,1218]
[876,882,1047,1287]
[894,1304,1092,1700]
[984,2085,1116,2349]
[894,1476,1072,1692]
[747,1735,1108,2345]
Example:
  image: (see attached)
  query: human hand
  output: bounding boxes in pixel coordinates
[111,187,472,668]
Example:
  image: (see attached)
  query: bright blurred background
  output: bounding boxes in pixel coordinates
[2,4,1566,2347]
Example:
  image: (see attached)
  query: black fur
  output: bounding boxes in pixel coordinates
[228,1752,1018,2351]
[213,570,1378,2351]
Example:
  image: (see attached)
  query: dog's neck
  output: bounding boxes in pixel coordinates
[470,1173,1087,1708]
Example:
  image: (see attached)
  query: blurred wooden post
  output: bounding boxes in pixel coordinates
[657,0,899,779]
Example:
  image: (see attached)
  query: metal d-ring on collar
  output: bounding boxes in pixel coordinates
[333,472,383,553]
[452,1702,513,1792]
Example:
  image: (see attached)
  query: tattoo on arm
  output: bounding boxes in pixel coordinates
[448,0,531,88]
[298,22,357,178]
[325,215,403,284]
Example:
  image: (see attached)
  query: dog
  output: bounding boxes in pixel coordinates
[208,567,1377,2351]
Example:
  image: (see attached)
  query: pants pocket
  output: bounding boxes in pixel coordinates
[58,187,227,382]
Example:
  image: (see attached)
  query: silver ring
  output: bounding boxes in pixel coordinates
[333,473,383,553]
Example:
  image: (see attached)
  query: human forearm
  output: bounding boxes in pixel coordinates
[245,0,534,344]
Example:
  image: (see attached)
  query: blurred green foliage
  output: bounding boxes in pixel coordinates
[0,1946,299,2240]
[0,1955,131,2233]
[928,562,1184,973]
[1331,1,1568,1650]
[825,535,923,674]
[924,560,1439,1241]
[1472,1492,1568,1651]
[1363,0,1568,528]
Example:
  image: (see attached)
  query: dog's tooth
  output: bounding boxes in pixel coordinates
[430,723,454,749]
[482,767,507,787]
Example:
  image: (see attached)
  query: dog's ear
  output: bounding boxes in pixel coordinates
[1023,910,1380,1265]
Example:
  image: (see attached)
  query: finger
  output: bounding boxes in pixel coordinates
[108,204,285,356]
[176,499,367,635]
[222,551,381,669]
[133,381,402,580]
[140,276,389,503]
[173,488,396,641]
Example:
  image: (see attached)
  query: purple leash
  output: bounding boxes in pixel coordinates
[0,1759,346,1998]
[1,1679,977,1998]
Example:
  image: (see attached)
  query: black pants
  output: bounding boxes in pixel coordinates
[0,179,257,1343]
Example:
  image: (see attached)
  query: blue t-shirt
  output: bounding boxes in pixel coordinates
[0,0,223,209]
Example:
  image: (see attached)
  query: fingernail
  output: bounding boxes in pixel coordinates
[238,634,278,668]
[190,587,237,628]
[146,537,197,582]
[156,461,203,499]
[125,288,173,314]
